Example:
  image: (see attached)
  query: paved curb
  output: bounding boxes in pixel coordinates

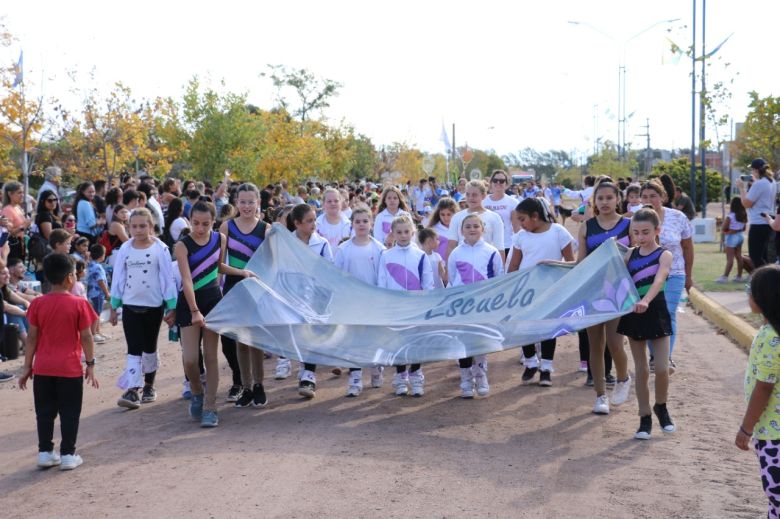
[688,287,756,351]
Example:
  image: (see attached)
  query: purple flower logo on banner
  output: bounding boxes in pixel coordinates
[591,278,635,313]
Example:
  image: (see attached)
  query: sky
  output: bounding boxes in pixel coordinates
[2,0,778,163]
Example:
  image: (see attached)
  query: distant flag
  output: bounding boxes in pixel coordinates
[662,37,684,65]
[12,51,23,88]
[439,122,451,153]
[695,33,733,62]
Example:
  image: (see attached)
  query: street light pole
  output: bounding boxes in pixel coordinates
[690,0,698,212]
[569,18,680,162]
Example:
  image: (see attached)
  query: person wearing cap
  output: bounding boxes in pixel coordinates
[736,158,777,268]
[37,166,62,203]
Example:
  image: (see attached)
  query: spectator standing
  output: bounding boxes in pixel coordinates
[673,187,696,220]
[737,159,777,268]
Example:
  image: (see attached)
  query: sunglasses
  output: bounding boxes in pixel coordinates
[492,178,507,184]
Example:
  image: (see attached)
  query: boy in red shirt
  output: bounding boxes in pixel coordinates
[19,253,99,471]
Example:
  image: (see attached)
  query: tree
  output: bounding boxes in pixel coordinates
[586,142,636,179]
[652,157,722,207]
[261,65,342,123]
[737,92,780,169]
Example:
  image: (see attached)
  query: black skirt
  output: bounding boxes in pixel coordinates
[176,284,222,327]
[617,293,673,341]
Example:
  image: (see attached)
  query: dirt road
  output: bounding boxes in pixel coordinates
[0,307,765,518]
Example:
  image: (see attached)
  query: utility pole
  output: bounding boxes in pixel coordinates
[690,0,698,210]
[699,0,708,218]
[636,118,651,179]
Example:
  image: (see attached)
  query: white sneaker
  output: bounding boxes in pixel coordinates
[60,454,83,471]
[409,370,425,397]
[370,366,384,388]
[392,372,409,396]
[275,358,292,380]
[346,370,362,397]
[473,361,489,397]
[460,367,475,399]
[593,395,610,415]
[37,450,61,468]
[611,375,632,406]
[93,333,107,343]
[579,360,588,373]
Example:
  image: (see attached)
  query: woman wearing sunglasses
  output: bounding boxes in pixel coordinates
[483,170,519,258]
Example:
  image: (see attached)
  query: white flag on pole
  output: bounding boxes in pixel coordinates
[12,51,23,88]
[439,122,451,153]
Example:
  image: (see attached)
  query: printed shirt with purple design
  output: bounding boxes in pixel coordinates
[447,239,504,287]
[432,222,450,258]
[377,243,433,291]
[373,208,412,245]
[659,207,693,276]
[585,216,631,255]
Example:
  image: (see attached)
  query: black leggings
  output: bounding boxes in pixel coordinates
[395,364,421,373]
[220,336,242,386]
[122,305,164,385]
[748,224,772,268]
[34,375,83,456]
[521,338,556,361]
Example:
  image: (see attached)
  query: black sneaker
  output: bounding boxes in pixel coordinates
[117,389,141,409]
[539,370,552,387]
[235,388,254,408]
[585,373,594,387]
[226,384,242,402]
[298,380,316,399]
[605,374,616,387]
[252,383,268,408]
[634,415,652,440]
[0,371,14,382]
[521,367,538,384]
[653,403,676,433]
[141,385,157,403]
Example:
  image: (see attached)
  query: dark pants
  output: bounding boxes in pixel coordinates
[396,364,421,373]
[122,305,164,385]
[522,338,556,361]
[749,224,772,268]
[33,375,83,455]
[221,336,243,386]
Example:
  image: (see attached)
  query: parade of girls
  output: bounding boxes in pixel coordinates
[8,166,780,515]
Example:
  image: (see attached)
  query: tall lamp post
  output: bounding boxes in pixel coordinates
[569,18,680,161]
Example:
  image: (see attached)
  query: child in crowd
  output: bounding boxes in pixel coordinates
[617,208,675,440]
[110,208,178,410]
[71,236,90,262]
[316,188,352,249]
[377,215,433,397]
[86,244,110,343]
[219,183,268,409]
[448,214,504,398]
[49,229,72,254]
[287,203,334,398]
[175,201,255,427]
[373,186,412,247]
[70,260,88,299]
[507,198,574,386]
[427,197,458,263]
[334,205,386,396]
[445,180,505,264]
[623,185,643,217]
[735,265,780,517]
[717,197,747,283]
[19,253,99,471]
[418,228,446,289]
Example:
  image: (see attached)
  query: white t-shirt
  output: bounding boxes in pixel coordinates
[121,244,164,307]
[483,194,519,249]
[512,223,573,270]
[427,251,445,289]
[447,209,505,251]
[169,217,189,242]
[316,213,352,249]
[335,237,385,285]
